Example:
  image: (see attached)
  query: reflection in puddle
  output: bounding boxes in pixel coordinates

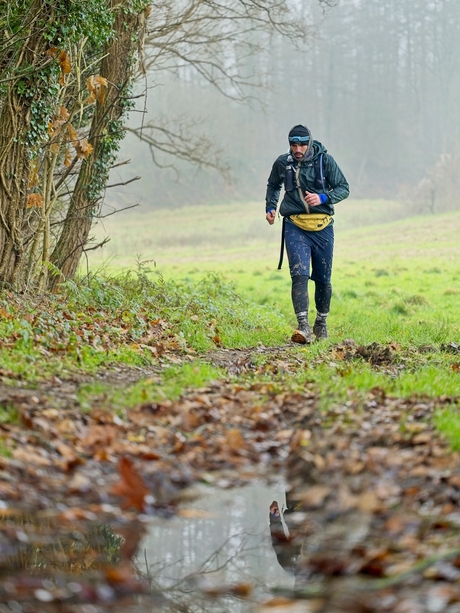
[141,482,294,611]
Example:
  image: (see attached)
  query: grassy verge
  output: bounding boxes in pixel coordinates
[0,268,290,381]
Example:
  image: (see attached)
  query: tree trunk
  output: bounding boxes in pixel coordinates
[0,93,31,287]
[0,0,45,288]
[49,2,147,288]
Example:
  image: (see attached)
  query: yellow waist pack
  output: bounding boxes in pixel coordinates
[290,213,333,232]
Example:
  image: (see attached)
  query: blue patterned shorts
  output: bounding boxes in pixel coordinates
[284,218,334,284]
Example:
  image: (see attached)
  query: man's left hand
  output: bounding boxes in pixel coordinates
[305,191,321,207]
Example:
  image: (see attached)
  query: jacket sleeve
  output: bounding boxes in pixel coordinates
[324,154,349,205]
[265,158,284,212]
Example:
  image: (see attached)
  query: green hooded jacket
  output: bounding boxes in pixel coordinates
[265,141,349,217]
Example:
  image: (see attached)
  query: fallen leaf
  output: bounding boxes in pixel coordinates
[301,486,332,509]
[226,428,245,453]
[177,508,213,519]
[67,472,92,493]
[182,407,200,431]
[13,447,51,466]
[229,583,252,597]
[357,491,381,512]
[110,456,149,511]
[81,424,117,448]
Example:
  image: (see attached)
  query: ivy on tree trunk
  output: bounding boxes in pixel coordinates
[49,2,148,289]
[0,0,49,287]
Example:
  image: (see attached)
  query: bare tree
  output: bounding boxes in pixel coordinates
[129,0,321,166]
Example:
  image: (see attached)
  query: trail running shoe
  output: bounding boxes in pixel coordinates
[313,320,328,340]
[291,325,313,344]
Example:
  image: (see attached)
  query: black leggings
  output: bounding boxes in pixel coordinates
[291,275,332,318]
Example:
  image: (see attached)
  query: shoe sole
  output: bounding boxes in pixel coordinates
[291,330,312,344]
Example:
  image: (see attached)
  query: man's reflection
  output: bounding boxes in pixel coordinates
[268,498,302,575]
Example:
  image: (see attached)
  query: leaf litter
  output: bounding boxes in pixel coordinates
[0,341,458,611]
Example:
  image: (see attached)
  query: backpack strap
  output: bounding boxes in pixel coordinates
[319,153,325,191]
[313,153,326,192]
[295,161,310,214]
[277,216,286,270]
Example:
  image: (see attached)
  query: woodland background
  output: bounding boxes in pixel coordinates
[112,0,460,217]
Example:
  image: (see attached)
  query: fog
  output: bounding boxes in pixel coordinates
[108,0,460,215]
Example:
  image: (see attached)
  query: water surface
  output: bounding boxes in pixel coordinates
[141,482,295,611]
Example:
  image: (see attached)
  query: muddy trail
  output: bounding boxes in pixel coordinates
[0,342,459,612]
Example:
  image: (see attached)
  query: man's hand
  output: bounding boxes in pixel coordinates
[266,210,276,225]
[305,191,321,207]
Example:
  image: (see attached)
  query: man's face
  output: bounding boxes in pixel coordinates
[290,143,308,160]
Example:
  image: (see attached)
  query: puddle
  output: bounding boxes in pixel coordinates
[0,482,296,613]
[141,481,295,611]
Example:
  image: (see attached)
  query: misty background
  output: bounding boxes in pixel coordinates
[105,0,460,218]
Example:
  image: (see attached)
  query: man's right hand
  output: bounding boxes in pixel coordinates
[266,210,276,225]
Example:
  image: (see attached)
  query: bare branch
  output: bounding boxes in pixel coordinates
[110,159,132,169]
[143,0,315,98]
[82,237,111,252]
[126,122,232,181]
[97,202,140,219]
[106,176,141,189]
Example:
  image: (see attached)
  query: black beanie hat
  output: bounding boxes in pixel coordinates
[288,124,310,140]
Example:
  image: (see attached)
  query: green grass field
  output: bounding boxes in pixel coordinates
[89,198,459,336]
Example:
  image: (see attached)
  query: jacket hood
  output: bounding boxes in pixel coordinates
[308,140,327,160]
